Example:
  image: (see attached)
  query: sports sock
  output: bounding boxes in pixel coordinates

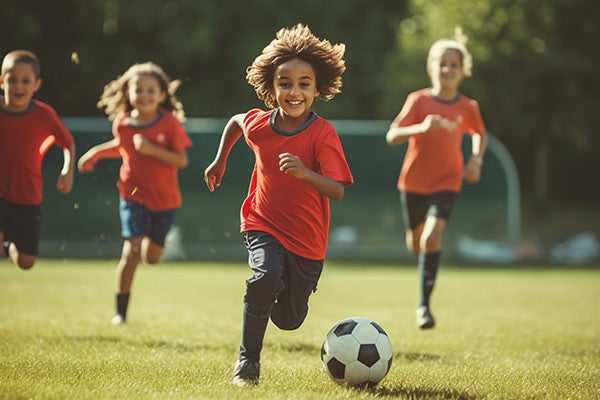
[418,251,441,307]
[2,241,9,258]
[115,292,130,319]
[239,304,270,363]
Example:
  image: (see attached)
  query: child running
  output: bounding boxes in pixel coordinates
[385,28,487,329]
[0,50,75,270]
[204,24,353,386]
[78,62,192,325]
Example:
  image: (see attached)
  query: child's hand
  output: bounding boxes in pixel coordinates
[464,155,483,183]
[422,115,444,132]
[77,153,96,173]
[133,133,150,154]
[56,172,73,194]
[279,153,308,179]
[204,161,225,192]
[423,115,460,132]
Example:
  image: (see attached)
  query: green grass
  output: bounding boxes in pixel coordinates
[1,259,599,399]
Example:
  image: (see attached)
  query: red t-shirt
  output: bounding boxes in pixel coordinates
[113,110,192,211]
[240,109,353,260]
[391,88,486,194]
[0,100,74,205]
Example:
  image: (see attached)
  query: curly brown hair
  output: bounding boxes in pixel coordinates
[97,62,185,122]
[246,23,346,109]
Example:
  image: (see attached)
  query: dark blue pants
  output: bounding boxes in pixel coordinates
[239,230,323,362]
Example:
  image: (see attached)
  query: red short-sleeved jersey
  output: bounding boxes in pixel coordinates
[240,109,353,260]
[0,100,74,205]
[391,88,486,194]
[113,110,192,211]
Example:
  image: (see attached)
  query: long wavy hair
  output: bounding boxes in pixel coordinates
[97,62,185,121]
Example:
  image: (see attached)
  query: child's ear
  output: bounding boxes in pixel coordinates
[34,78,42,92]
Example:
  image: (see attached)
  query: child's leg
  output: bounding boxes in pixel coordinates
[415,216,445,329]
[240,231,287,363]
[6,243,36,270]
[270,255,323,331]
[141,237,163,264]
[0,201,40,270]
[415,193,455,328]
[116,237,143,293]
[114,237,142,322]
[140,208,175,265]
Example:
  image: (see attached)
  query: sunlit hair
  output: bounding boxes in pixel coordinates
[427,27,473,77]
[1,50,41,79]
[97,62,185,122]
[246,23,346,109]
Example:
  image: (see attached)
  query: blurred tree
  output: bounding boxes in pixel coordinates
[0,0,405,119]
[1,0,597,205]
[382,0,600,205]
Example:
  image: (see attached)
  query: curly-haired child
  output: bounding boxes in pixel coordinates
[204,24,353,386]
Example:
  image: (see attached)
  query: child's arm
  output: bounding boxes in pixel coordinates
[56,142,75,194]
[78,139,121,173]
[464,132,487,183]
[132,134,188,168]
[386,114,449,146]
[278,153,345,200]
[204,114,245,191]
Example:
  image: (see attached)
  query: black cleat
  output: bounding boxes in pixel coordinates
[232,359,260,387]
[416,305,435,329]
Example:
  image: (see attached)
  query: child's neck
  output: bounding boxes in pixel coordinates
[431,86,458,101]
[130,108,159,125]
[275,108,312,132]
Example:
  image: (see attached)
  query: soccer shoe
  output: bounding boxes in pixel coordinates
[232,359,260,386]
[111,314,126,325]
[416,305,435,329]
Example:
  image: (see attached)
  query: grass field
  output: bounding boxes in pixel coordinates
[1,259,598,399]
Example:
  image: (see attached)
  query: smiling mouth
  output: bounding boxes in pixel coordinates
[287,100,303,105]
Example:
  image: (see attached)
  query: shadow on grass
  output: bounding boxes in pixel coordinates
[399,351,443,362]
[267,341,321,353]
[65,334,223,352]
[363,384,479,400]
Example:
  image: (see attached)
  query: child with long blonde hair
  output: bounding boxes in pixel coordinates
[386,28,487,329]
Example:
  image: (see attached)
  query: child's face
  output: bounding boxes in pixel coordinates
[0,62,41,112]
[126,73,166,120]
[429,49,464,91]
[272,58,320,123]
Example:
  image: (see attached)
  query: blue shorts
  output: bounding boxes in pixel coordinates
[0,197,41,256]
[119,199,176,246]
[243,230,323,330]
[400,191,456,230]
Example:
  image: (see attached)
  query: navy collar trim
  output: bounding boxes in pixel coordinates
[269,109,318,136]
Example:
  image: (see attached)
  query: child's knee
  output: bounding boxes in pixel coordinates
[271,313,305,331]
[143,252,161,265]
[17,254,36,270]
[270,303,307,331]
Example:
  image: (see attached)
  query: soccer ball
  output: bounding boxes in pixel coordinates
[321,317,393,387]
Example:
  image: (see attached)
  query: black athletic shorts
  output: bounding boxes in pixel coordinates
[400,191,456,230]
[0,197,41,256]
